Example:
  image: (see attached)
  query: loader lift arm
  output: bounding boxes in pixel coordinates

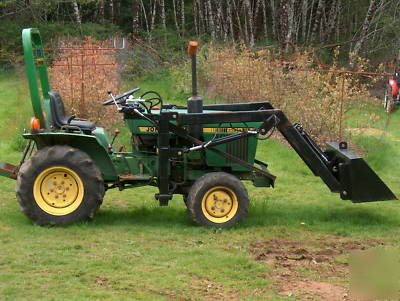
[150,101,396,203]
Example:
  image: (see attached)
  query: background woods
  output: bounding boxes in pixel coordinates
[2,0,400,64]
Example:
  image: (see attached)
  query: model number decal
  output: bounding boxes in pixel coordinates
[203,127,255,133]
[139,126,158,132]
[139,126,255,133]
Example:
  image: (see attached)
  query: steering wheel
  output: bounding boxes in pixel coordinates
[102,87,140,106]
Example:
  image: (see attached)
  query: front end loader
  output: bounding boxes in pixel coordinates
[0,28,396,227]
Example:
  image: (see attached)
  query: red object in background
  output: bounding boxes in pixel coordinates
[114,129,120,135]
[151,106,160,110]
[389,77,399,98]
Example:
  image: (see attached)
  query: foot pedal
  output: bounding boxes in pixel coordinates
[159,199,169,206]
[155,193,172,206]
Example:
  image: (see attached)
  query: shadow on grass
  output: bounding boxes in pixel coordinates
[246,201,400,227]
[88,199,400,232]
[92,206,192,228]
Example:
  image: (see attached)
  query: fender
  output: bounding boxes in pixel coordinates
[22,132,118,182]
[389,77,399,98]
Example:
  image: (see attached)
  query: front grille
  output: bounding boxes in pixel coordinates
[226,138,248,163]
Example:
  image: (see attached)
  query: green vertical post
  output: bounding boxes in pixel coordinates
[22,28,51,128]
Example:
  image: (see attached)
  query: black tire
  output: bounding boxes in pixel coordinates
[186,172,249,228]
[16,145,105,226]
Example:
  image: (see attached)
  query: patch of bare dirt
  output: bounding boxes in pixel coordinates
[190,275,240,301]
[346,127,391,138]
[279,281,347,300]
[95,277,109,286]
[250,235,385,300]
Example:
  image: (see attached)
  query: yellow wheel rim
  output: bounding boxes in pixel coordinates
[33,166,84,216]
[201,186,238,223]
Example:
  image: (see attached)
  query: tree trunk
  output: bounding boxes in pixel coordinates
[244,0,254,46]
[285,0,295,51]
[160,0,166,29]
[306,0,316,43]
[270,0,277,40]
[72,1,81,25]
[215,1,222,40]
[172,0,180,32]
[353,0,378,57]
[181,0,185,32]
[227,0,235,41]
[198,0,205,35]
[207,0,215,40]
[132,0,140,38]
[233,0,244,41]
[109,0,114,24]
[116,0,121,21]
[150,0,157,31]
[322,0,341,44]
[310,0,325,43]
[140,0,149,34]
[301,0,308,42]
[193,0,199,36]
[261,0,268,40]
[99,0,104,24]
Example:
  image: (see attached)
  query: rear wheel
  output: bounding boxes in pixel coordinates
[186,172,249,228]
[16,145,104,225]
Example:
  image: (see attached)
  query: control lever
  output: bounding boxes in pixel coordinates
[107,90,121,111]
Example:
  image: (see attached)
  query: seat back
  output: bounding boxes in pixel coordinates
[48,91,67,128]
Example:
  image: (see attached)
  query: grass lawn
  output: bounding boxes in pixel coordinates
[0,71,400,300]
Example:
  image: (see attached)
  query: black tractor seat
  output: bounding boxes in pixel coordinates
[48,91,95,132]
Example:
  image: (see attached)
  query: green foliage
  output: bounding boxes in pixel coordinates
[121,27,188,81]
[0,20,120,67]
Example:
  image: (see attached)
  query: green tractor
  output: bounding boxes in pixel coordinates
[0,28,396,227]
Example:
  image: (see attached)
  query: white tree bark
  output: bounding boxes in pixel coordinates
[181,0,185,32]
[244,0,254,46]
[172,0,180,32]
[301,0,308,42]
[193,0,199,35]
[109,0,114,24]
[353,0,378,56]
[132,0,140,38]
[99,0,104,24]
[160,0,166,29]
[206,0,215,40]
[150,0,157,31]
[72,1,81,25]
[311,0,325,43]
[261,0,268,40]
[140,0,149,34]
[227,0,235,41]
[285,0,295,51]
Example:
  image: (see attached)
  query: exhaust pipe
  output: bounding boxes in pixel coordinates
[327,142,397,202]
[187,41,203,139]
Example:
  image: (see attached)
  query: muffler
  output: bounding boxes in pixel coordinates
[326,142,397,202]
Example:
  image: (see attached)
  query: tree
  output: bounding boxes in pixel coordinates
[352,0,378,57]
[132,0,140,38]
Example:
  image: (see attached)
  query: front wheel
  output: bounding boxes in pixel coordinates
[16,145,105,225]
[186,172,249,228]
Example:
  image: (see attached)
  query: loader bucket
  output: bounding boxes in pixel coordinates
[327,142,397,203]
